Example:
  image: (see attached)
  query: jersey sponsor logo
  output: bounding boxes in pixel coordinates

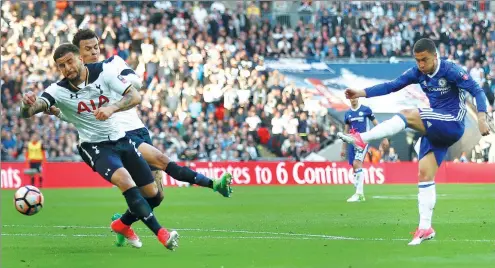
[77,95,110,114]
[349,117,364,122]
[70,93,79,99]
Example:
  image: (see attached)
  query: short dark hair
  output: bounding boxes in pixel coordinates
[413,38,437,54]
[72,28,99,47]
[53,43,80,61]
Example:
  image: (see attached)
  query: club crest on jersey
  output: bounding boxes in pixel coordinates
[95,84,103,94]
[358,111,363,116]
[77,95,110,114]
[438,78,447,87]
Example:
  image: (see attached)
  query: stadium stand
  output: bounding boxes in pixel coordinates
[1,1,494,163]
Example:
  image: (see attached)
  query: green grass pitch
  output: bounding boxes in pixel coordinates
[2,184,494,268]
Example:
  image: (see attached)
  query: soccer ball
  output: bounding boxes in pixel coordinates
[14,185,44,216]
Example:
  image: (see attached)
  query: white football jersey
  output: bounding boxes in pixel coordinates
[40,61,132,143]
[103,55,145,132]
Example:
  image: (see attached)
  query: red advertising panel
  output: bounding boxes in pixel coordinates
[1,161,494,189]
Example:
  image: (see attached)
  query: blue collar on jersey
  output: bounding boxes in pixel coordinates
[56,62,103,92]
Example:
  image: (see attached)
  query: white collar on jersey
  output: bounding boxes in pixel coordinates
[427,53,441,78]
[350,104,361,111]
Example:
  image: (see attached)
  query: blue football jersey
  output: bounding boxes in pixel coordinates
[344,105,375,133]
[364,59,488,121]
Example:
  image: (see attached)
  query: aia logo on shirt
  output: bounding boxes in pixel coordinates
[77,95,110,114]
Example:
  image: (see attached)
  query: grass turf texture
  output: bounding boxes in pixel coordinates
[2,184,494,268]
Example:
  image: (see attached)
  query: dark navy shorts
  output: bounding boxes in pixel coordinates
[126,127,152,148]
[416,108,464,166]
[79,137,154,187]
[125,128,159,171]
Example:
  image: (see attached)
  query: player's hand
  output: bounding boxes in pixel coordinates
[340,150,346,159]
[344,88,366,99]
[94,106,117,121]
[22,91,37,106]
[44,106,61,117]
[478,119,491,136]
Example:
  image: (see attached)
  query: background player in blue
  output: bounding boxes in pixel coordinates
[341,98,386,203]
[337,38,491,246]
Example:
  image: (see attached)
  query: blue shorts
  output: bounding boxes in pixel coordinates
[125,128,159,171]
[347,144,369,165]
[417,108,464,166]
[79,137,154,187]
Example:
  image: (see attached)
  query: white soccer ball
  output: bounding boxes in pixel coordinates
[14,185,44,216]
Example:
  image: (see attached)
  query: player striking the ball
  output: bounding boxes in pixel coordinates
[337,38,490,245]
[21,44,179,250]
[46,29,233,247]
[341,98,387,202]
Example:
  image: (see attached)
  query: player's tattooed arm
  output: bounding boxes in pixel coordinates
[112,85,141,112]
[94,85,141,121]
[20,98,48,118]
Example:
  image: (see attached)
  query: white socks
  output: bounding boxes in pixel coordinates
[418,181,436,229]
[354,168,364,195]
[361,115,406,143]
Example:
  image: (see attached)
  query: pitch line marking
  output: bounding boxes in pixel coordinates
[2,225,493,243]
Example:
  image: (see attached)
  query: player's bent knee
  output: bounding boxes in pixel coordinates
[138,182,159,198]
[155,153,170,170]
[110,168,136,192]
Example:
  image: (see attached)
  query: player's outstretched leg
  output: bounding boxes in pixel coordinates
[138,143,233,197]
[408,151,437,246]
[338,113,408,149]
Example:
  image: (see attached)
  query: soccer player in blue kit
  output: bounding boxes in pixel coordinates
[341,98,387,202]
[337,38,491,246]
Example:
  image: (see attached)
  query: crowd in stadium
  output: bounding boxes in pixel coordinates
[1,1,494,163]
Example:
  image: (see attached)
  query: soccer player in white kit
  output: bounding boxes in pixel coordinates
[21,43,179,250]
[46,29,234,247]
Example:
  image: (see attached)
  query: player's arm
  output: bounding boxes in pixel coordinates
[110,85,141,113]
[364,68,420,97]
[94,85,141,121]
[20,92,49,118]
[345,68,420,99]
[451,67,490,136]
[94,66,142,121]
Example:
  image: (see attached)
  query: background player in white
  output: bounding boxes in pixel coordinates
[21,43,179,250]
[341,98,387,202]
[337,38,491,245]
